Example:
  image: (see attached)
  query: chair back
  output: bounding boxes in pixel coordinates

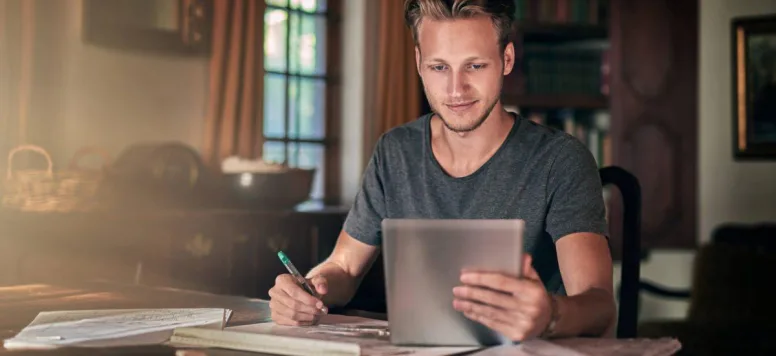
[600,166,642,339]
[686,224,776,325]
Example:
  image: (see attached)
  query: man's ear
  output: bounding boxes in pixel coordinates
[415,46,421,75]
[502,42,515,76]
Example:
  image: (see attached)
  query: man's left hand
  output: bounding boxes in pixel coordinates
[452,254,553,341]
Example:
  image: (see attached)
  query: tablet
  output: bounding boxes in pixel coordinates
[380,218,524,346]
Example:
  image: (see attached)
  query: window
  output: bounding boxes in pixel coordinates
[263,0,335,202]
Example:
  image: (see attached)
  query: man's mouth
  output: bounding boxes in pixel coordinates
[445,101,477,113]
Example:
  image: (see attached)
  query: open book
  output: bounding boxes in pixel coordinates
[170,314,480,356]
[3,308,232,350]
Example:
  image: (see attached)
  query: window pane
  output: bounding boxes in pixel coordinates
[287,143,325,200]
[263,73,287,138]
[288,78,325,139]
[264,9,288,72]
[262,141,286,165]
[265,0,288,7]
[290,0,326,12]
[289,13,326,75]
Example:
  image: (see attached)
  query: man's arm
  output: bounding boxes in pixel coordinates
[305,230,380,308]
[549,232,616,338]
[309,135,388,307]
[269,136,387,325]
[541,136,615,338]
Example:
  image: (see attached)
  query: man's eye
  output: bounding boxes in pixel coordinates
[470,64,486,70]
[430,65,446,71]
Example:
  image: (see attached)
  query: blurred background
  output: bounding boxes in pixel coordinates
[0,0,775,352]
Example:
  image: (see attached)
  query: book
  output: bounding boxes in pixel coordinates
[4,308,232,350]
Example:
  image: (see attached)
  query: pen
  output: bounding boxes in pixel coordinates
[318,324,391,337]
[277,251,320,298]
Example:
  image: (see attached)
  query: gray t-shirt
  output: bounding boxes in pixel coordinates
[343,113,608,295]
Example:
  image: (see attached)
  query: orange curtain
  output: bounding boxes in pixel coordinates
[365,0,420,156]
[202,0,266,167]
[0,0,34,172]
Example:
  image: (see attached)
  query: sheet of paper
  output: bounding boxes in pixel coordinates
[223,314,480,356]
[467,338,682,356]
[3,308,232,350]
[550,337,682,356]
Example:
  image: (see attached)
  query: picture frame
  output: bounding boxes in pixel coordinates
[732,14,776,160]
[82,0,212,56]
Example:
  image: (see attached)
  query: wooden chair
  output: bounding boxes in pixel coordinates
[599,166,642,339]
[637,223,776,355]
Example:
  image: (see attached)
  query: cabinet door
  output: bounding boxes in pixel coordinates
[609,0,698,250]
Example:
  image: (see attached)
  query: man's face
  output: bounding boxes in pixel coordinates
[415,16,514,133]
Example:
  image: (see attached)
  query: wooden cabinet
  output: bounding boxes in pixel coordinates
[607,0,698,250]
[0,207,349,300]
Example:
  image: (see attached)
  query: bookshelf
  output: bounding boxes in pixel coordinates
[503,0,611,168]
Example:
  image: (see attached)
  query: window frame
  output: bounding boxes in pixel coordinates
[263,0,342,205]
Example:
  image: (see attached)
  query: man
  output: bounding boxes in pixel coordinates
[268,0,615,341]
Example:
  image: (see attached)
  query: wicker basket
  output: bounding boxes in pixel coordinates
[2,145,111,212]
[2,145,59,212]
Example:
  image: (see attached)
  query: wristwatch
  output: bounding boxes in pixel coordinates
[540,294,559,338]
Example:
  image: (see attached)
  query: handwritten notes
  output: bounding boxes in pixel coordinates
[3,308,231,350]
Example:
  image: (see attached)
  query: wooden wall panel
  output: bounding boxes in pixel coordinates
[609,0,699,250]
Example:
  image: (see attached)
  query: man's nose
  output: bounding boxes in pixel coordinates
[448,70,468,97]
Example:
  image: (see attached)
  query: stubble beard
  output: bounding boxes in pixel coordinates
[432,94,500,134]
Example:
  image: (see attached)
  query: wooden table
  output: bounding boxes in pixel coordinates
[0,282,682,356]
[0,281,272,355]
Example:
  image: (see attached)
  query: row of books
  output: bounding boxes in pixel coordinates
[524,109,611,167]
[512,45,610,96]
[514,0,608,25]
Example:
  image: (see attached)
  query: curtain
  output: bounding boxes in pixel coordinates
[363,0,420,161]
[202,0,266,167]
[0,0,35,171]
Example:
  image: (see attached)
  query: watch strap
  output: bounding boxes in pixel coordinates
[540,294,559,339]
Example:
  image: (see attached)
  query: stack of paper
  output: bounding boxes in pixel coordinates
[3,308,232,350]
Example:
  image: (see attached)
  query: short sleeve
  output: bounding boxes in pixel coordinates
[545,137,609,242]
[342,138,387,246]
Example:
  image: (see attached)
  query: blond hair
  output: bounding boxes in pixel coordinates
[404,0,516,51]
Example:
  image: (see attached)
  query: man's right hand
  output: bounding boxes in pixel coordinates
[268,274,329,326]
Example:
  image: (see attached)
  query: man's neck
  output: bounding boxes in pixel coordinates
[430,106,515,177]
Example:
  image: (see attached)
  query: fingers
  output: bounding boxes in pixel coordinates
[452,299,513,324]
[461,310,529,341]
[465,311,535,341]
[452,285,519,310]
[268,287,321,316]
[269,274,328,326]
[459,271,533,296]
[269,296,318,324]
[453,284,547,324]
[276,274,324,310]
[459,305,538,342]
